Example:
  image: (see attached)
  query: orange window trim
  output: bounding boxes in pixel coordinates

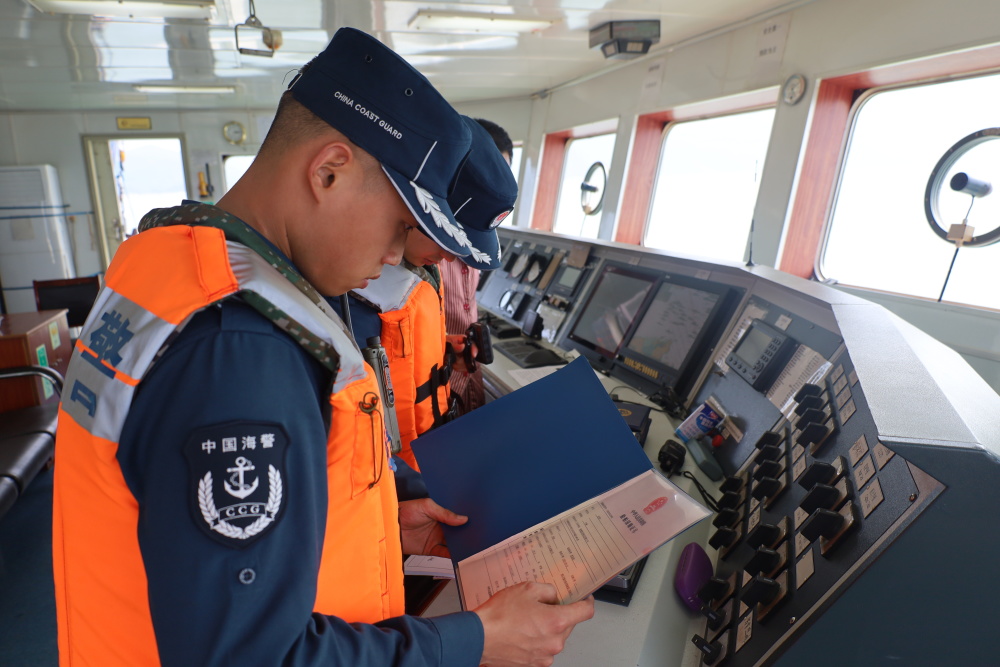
[779,79,854,279]
[781,45,1000,279]
[616,113,671,246]
[531,131,571,232]
[616,89,776,247]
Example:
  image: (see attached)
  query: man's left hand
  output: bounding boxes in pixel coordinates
[399,498,468,557]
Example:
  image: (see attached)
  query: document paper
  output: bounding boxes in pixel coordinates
[456,469,710,608]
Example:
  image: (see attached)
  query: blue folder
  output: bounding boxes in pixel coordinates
[411,357,653,563]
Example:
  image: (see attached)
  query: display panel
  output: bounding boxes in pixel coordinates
[616,275,736,395]
[726,319,797,391]
[567,263,657,358]
[547,263,589,300]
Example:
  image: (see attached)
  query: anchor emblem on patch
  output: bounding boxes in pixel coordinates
[225,456,259,498]
[185,422,289,548]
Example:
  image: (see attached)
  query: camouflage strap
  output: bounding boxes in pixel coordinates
[139,203,341,373]
[405,260,441,292]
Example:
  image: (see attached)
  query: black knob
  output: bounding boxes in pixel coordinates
[794,383,823,402]
[754,430,784,449]
[755,444,783,463]
[718,491,743,510]
[701,604,727,631]
[794,394,826,416]
[744,546,782,576]
[800,508,845,542]
[741,575,781,607]
[753,459,782,481]
[746,521,783,549]
[800,483,841,514]
[692,635,723,665]
[697,576,732,604]
[751,476,781,500]
[709,527,739,550]
[713,508,741,528]
[796,422,830,448]
[795,408,828,431]
[798,458,841,490]
[720,475,744,494]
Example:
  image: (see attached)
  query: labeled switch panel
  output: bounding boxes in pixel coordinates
[693,336,923,666]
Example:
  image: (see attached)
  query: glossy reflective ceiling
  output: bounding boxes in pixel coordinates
[0,0,810,111]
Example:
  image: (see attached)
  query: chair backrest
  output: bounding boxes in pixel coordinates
[33,276,102,328]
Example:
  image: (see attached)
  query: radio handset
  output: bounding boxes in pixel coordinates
[464,322,494,373]
[362,336,402,455]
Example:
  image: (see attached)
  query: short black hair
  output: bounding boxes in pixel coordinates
[473,118,513,157]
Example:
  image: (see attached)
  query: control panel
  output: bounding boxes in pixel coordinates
[479,236,595,343]
[480,227,1000,666]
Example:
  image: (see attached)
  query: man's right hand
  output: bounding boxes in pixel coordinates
[474,582,595,667]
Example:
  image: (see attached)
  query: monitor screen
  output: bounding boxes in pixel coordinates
[568,264,656,357]
[557,265,582,289]
[616,275,735,392]
[733,325,773,368]
[624,282,722,371]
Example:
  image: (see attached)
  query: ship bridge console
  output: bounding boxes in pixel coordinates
[424,226,1000,667]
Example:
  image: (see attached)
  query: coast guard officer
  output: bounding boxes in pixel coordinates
[52,27,592,667]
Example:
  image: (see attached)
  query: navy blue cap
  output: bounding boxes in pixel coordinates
[446,117,518,270]
[289,27,476,258]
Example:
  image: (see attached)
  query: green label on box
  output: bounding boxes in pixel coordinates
[49,321,61,350]
[35,345,53,399]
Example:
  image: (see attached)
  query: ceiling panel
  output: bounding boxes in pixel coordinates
[0,0,810,111]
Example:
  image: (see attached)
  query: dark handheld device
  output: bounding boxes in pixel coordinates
[362,336,402,454]
[463,322,493,373]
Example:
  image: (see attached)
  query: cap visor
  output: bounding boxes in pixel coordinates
[381,164,471,259]
[458,226,501,270]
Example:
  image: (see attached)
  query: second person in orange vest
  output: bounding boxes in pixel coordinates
[334,116,517,493]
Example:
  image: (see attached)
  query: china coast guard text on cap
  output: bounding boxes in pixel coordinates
[289,27,478,260]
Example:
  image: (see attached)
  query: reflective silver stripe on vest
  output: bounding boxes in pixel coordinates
[226,243,366,390]
[352,263,421,313]
[62,241,366,442]
[61,286,183,440]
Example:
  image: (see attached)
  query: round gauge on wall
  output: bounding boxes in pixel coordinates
[223,120,247,145]
[782,74,807,106]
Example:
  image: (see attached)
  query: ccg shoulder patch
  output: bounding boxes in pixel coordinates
[184,421,289,548]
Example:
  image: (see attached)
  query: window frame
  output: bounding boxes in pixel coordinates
[531,118,618,233]
[780,43,1000,281]
[814,71,1000,299]
[616,88,777,246]
[641,107,777,260]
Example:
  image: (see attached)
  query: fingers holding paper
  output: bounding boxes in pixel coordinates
[476,581,595,667]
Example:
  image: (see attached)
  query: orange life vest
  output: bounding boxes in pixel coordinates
[52,220,404,666]
[354,263,450,470]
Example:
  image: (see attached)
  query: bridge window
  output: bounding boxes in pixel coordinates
[552,132,616,239]
[223,154,255,193]
[821,72,1000,309]
[644,109,774,262]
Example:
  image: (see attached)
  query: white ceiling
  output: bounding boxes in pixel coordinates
[0,0,809,111]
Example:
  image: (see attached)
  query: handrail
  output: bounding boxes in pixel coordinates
[0,365,65,394]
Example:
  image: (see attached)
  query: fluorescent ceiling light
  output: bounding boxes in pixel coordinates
[408,10,554,34]
[133,84,235,94]
[27,0,216,20]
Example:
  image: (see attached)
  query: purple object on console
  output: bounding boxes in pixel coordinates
[674,542,713,611]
